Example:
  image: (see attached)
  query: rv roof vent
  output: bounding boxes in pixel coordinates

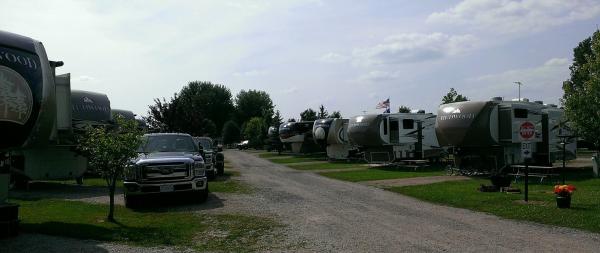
[417,110,425,114]
[534,100,543,104]
[548,104,558,107]
[492,97,503,101]
[522,98,529,102]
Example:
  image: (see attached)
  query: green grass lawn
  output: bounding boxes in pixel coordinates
[319,167,445,182]
[391,177,600,233]
[12,198,282,252]
[266,157,326,164]
[287,162,367,171]
[258,152,287,158]
[210,171,252,194]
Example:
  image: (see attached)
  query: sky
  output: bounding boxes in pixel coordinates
[1,0,599,120]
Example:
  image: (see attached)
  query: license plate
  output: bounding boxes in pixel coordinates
[160,185,174,192]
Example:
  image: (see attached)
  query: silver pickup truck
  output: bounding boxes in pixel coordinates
[123,133,208,207]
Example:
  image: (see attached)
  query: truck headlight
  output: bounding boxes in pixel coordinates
[194,162,205,176]
[124,165,138,180]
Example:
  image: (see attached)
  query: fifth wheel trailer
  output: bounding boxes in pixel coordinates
[1,30,60,236]
[312,118,357,160]
[435,98,576,175]
[279,121,323,154]
[347,112,444,163]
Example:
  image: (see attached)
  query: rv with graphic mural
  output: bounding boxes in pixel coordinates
[279,121,323,154]
[347,112,444,163]
[435,97,577,175]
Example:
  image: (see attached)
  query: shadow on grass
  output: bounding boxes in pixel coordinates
[129,192,225,213]
[9,181,111,202]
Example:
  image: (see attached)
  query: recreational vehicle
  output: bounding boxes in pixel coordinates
[312,118,357,160]
[435,97,576,175]
[1,30,63,236]
[279,121,322,154]
[347,112,443,163]
[267,125,283,152]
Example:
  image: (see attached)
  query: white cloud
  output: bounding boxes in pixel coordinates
[77,75,98,82]
[233,69,268,77]
[468,58,571,101]
[357,70,399,82]
[427,0,600,34]
[352,33,478,66]
[318,52,348,63]
[281,86,298,94]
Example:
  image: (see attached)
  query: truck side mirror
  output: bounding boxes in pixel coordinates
[198,144,205,157]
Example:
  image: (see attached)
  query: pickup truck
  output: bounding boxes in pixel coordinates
[123,133,208,207]
[194,137,224,178]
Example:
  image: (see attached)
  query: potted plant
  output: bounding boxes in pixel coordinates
[554,184,576,208]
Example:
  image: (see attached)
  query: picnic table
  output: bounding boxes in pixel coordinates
[508,165,560,183]
[396,159,429,171]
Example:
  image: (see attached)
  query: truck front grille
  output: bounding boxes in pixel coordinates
[142,163,190,181]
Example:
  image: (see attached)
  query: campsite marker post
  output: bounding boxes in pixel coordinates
[520,121,534,203]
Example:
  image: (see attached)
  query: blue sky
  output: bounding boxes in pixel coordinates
[1,0,599,120]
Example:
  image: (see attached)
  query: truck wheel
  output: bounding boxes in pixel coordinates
[196,187,208,203]
[124,194,139,208]
[76,176,84,185]
[217,164,224,176]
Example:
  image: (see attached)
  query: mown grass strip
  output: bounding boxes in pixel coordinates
[319,168,445,182]
[266,157,326,164]
[210,171,252,194]
[13,198,282,252]
[288,162,367,171]
[391,177,600,233]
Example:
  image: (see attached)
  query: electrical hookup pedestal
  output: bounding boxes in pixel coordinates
[0,164,19,237]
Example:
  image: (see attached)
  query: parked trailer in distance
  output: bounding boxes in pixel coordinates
[347,112,443,163]
[435,97,576,176]
[279,121,323,154]
[312,118,357,160]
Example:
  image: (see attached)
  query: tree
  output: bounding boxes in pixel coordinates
[272,110,284,126]
[398,105,411,113]
[317,104,329,119]
[77,115,143,221]
[562,30,600,151]
[222,120,241,145]
[235,89,274,127]
[145,81,234,137]
[329,111,342,118]
[300,108,317,121]
[243,117,266,148]
[441,88,469,104]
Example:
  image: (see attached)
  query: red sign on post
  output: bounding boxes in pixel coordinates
[519,121,535,140]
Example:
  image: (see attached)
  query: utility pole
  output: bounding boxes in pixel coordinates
[514,81,523,101]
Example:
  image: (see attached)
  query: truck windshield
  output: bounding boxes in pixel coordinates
[197,139,212,149]
[140,135,196,153]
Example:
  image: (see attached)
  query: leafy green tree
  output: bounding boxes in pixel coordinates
[398,105,411,113]
[441,88,469,104]
[318,104,329,119]
[329,111,342,118]
[243,117,266,148]
[235,90,274,126]
[145,81,234,137]
[77,115,144,221]
[300,108,317,121]
[562,30,600,151]
[272,110,284,126]
[222,120,241,145]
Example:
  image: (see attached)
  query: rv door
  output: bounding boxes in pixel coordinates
[389,118,399,144]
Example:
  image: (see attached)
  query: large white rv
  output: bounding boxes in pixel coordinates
[347,112,443,163]
[435,97,576,175]
[312,118,357,160]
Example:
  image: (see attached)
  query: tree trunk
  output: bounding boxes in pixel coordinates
[107,174,117,222]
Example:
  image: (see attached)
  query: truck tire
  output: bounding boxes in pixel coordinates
[124,194,139,208]
[196,186,208,203]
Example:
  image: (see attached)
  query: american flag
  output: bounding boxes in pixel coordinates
[376,98,390,109]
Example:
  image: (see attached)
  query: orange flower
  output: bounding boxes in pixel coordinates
[554,184,576,196]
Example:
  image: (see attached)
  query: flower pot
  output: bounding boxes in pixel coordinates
[556,195,571,208]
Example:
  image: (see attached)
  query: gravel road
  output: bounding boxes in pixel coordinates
[226,150,600,252]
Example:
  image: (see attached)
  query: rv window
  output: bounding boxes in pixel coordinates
[514,109,528,118]
[383,118,388,135]
[403,119,414,129]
